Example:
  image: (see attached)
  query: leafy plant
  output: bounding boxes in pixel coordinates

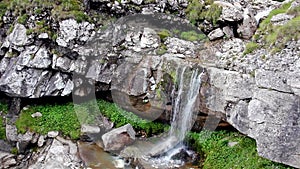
[186,131,293,169]
[0,116,6,140]
[16,103,81,139]
[186,0,222,26]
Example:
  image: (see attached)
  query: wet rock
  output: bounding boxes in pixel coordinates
[102,124,136,152]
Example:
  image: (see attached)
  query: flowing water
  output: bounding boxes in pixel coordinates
[79,66,203,169]
[146,66,203,168]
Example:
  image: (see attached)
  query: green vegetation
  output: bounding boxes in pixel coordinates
[186,0,222,26]
[243,42,259,55]
[15,99,168,139]
[158,29,171,40]
[250,1,300,53]
[0,101,8,140]
[0,116,5,140]
[180,30,206,41]
[187,131,292,169]
[97,100,169,135]
[16,103,81,139]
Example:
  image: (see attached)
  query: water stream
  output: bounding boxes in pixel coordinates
[146,66,203,168]
[78,66,203,168]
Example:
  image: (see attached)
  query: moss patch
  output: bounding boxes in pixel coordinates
[180,30,206,41]
[186,0,222,26]
[187,131,293,169]
[244,42,259,55]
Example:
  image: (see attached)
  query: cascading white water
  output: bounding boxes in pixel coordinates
[148,66,203,168]
[169,67,202,142]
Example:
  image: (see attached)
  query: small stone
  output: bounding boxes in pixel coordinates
[47,131,59,138]
[38,33,49,39]
[3,157,17,169]
[113,159,125,169]
[37,135,45,147]
[81,124,101,134]
[228,141,238,147]
[208,28,225,41]
[31,112,42,118]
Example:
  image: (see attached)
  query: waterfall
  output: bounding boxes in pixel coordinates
[169,66,202,142]
[146,66,203,168]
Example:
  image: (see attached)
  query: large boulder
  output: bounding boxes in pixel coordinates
[102,124,136,152]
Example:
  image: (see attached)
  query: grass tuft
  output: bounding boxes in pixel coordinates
[187,131,293,169]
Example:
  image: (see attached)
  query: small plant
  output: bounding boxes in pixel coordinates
[186,0,222,26]
[0,116,6,140]
[180,30,206,41]
[17,14,29,24]
[243,42,259,55]
[11,147,18,155]
[157,29,171,41]
[156,44,168,55]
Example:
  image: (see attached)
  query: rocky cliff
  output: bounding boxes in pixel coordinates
[0,0,299,168]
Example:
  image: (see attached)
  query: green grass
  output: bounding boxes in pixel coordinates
[0,116,5,140]
[187,131,293,169]
[186,0,222,26]
[0,101,8,140]
[180,30,206,41]
[16,103,81,139]
[244,42,259,55]
[15,99,168,139]
[97,100,169,136]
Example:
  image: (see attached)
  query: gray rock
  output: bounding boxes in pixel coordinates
[271,13,294,25]
[47,131,59,138]
[37,135,45,147]
[216,1,243,22]
[28,138,81,169]
[38,33,49,39]
[2,155,16,169]
[17,131,34,153]
[102,124,136,151]
[8,24,28,46]
[222,26,234,38]
[81,124,101,134]
[165,37,197,56]
[140,27,160,49]
[5,125,18,142]
[208,28,225,40]
[255,69,292,93]
[237,8,257,39]
[31,112,42,118]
